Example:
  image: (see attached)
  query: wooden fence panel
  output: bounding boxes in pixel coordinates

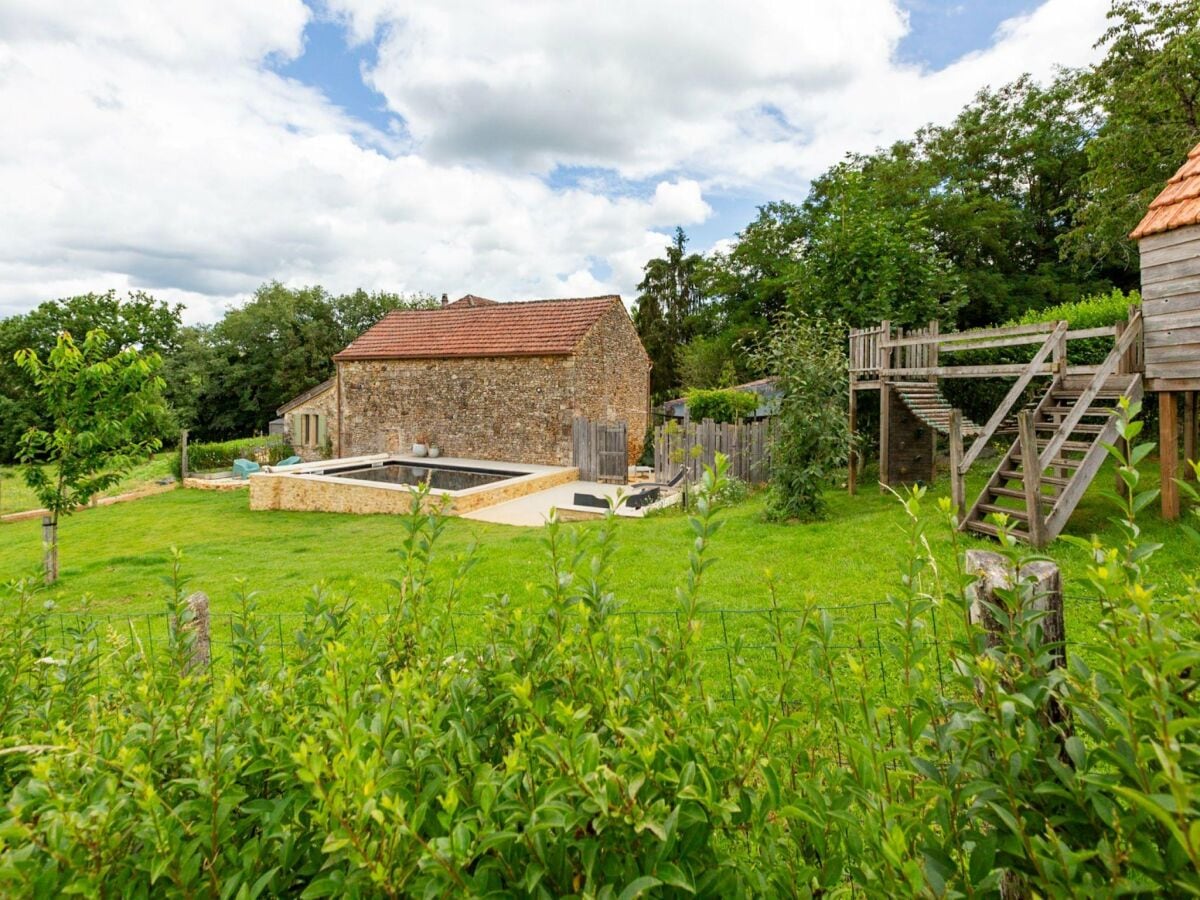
[653,418,773,486]
[573,417,628,483]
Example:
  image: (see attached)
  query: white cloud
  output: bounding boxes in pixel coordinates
[0,0,1110,323]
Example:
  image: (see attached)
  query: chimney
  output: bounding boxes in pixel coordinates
[440,293,448,308]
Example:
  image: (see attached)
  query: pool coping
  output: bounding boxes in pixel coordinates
[249,454,580,516]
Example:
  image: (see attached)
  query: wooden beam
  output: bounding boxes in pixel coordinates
[1185,391,1197,482]
[1161,392,1180,521]
[1019,411,1048,548]
[848,387,858,496]
[949,409,964,515]
[879,381,891,493]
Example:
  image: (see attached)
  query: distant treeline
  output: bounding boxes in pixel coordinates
[634,0,1200,399]
[0,284,435,463]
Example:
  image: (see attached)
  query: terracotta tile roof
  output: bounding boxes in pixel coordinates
[334,295,623,360]
[1131,141,1200,239]
[446,294,498,308]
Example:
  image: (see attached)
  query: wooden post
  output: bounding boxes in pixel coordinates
[965,550,1069,777]
[181,591,211,672]
[848,387,858,495]
[1160,392,1180,521]
[879,382,891,491]
[41,516,58,585]
[949,409,965,516]
[1185,392,1197,482]
[180,428,190,481]
[1018,411,1047,547]
[966,550,1066,670]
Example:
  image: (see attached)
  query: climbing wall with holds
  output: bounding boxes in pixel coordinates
[881,384,935,487]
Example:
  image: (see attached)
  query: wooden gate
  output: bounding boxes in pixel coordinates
[572,417,628,483]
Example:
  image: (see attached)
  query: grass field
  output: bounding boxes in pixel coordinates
[0,454,175,517]
[1,458,1194,637]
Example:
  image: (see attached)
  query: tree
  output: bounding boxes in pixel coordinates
[15,329,167,583]
[0,291,181,462]
[632,228,709,398]
[752,313,851,521]
[1068,0,1200,269]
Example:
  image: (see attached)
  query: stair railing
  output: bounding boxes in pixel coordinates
[1036,310,1143,472]
[955,321,1069,485]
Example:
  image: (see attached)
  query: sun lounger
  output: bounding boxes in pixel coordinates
[572,467,688,511]
[232,458,262,479]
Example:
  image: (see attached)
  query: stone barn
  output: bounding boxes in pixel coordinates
[281,294,651,467]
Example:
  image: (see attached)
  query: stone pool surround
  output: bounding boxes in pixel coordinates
[248,454,579,516]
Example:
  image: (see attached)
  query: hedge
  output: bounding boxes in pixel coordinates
[684,388,759,423]
[173,435,293,478]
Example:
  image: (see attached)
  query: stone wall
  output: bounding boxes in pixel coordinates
[281,382,338,461]
[571,301,652,463]
[337,355,576,464]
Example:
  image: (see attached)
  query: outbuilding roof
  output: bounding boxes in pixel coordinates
[333,295,624,361]
[277,377,335,415]
[1130,141,1200,239]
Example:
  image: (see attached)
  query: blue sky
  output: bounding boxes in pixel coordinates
[0,0,1108,321]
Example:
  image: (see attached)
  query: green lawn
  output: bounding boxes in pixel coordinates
[0,454,175,517]
[1,460,1194,642]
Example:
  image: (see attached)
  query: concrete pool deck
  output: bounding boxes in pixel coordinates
[461,479,681,527]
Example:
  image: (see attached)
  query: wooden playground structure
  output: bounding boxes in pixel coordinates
[846,140,1200,547]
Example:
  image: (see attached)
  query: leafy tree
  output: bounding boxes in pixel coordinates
[702,202,806,329]
[796,163,966,327]
[753,313,851,521]
[632,228,709,398]
[1068,0,1200,268]
[0,291,181,462]
[14,329,166,583]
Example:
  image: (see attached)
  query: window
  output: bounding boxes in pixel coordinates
[295,413,325,448]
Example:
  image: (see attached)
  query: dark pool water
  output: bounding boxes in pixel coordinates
[326,462,526,492]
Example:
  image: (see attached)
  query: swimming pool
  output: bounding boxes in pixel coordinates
[311,461,529,492]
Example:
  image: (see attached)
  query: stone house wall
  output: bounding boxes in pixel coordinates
[337,355,577,464]
[570,301,651,463]
[281,382,338,461]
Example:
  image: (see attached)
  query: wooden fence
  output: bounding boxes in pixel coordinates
[653,418,774,486]
[572,418,628,483]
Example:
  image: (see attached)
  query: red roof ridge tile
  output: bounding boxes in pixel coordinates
[1131,141,1200,239]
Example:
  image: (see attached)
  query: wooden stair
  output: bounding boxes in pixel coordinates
[961,373,1143,545]
[893,382,1015,437]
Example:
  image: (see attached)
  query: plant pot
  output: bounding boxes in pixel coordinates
[428,446,441,458]
[411,443,428,457]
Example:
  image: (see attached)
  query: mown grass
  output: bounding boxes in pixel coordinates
[1,457,1194,652]
[0,454,175,516]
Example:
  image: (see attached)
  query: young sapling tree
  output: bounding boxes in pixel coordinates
[14,328,166,583]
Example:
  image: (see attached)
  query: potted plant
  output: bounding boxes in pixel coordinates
[411,432,429,457]
[428,440,441,459]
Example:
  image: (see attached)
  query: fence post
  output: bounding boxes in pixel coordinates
[41,516,58,585]
[180,429,190,481]
[182,591,211,671]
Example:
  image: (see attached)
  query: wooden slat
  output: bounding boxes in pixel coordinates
[1136,224,1200,253]
[1143,292,1200,318]
[1140,255,1200,286]
[1145,342,1200,363]
[1143,275,1200,301]
[1139,238,1200,267]
[1146,325,1200,348]
[1144,307,1200,333]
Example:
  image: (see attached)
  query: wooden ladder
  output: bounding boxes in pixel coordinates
[961,314,1144,547]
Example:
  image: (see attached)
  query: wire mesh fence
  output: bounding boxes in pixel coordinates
[3,591,1121,704]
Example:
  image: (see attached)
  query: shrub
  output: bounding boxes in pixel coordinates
[173,435,293,478]
[684,387,758,423]
[753,312,850,520]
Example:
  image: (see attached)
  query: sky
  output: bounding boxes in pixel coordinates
[0,0,1113,324]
